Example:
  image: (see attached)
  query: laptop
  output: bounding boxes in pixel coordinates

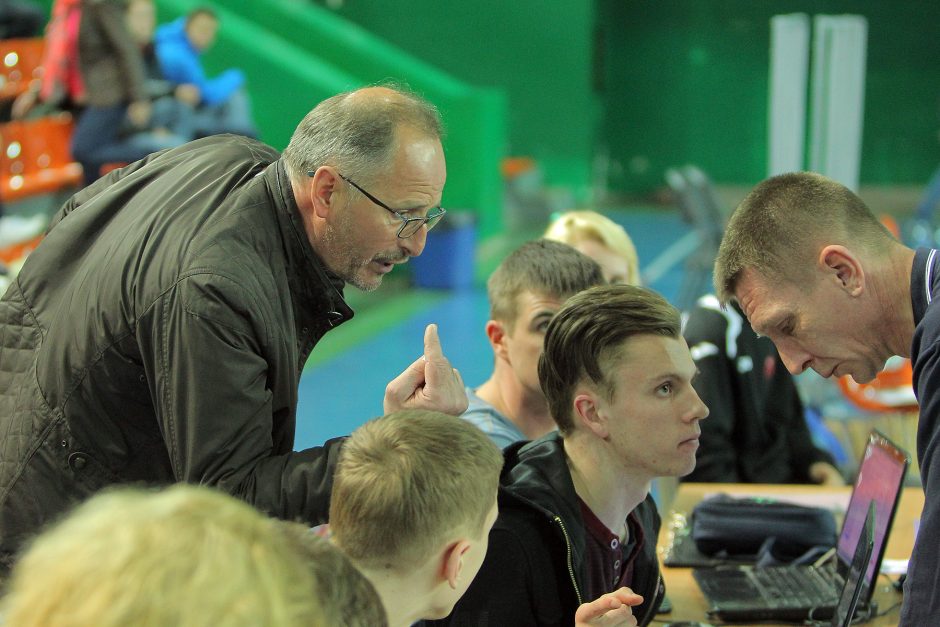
[691,430,909,622]
[831,502,875,627]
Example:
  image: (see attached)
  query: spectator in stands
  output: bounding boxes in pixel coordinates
[154,6,257,139]
[70,0,189,185]
[682,295,844,485]
[434,284,709,626]
[0,0,43,40]
[11,0,85,119]
[462,239,604,448]
[330,410,503,626]
[124,0,197,144]
[544,210,642,285]
[1,484,384,626]
[0,86,466,572]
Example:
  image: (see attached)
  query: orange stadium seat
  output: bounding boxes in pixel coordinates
[0,113,83,203]
[0,38,44,101]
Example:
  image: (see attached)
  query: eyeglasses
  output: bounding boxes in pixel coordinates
[308,170,446,239]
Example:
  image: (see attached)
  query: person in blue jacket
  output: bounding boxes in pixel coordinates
[154,6,257,139]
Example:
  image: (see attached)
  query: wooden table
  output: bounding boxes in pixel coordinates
[657,483,924,627]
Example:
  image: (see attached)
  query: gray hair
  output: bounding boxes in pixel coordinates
[282,86,443,186]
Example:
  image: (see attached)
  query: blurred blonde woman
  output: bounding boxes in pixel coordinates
[2,484,384,627]
[544,210,641,285]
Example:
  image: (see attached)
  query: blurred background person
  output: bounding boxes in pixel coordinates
[154,6,257,138]
[544,209,642,285]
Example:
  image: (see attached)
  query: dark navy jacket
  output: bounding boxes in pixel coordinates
[904,248,940,625]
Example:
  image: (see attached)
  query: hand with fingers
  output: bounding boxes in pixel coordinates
[383,324,468,415]
[575,588,643,627]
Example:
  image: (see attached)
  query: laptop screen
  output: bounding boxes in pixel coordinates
[836,431,909,587]
[831,501,876,627]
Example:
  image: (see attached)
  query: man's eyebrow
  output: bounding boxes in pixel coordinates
[394,203,441,215]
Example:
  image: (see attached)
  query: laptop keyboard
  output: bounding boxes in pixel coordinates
[751,567,840,608]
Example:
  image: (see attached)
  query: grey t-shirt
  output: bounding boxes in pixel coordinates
[460,386,526,449]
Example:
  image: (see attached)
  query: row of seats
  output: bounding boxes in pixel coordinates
[0,37,83,206]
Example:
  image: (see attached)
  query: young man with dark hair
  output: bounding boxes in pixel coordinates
[437,284,709,626]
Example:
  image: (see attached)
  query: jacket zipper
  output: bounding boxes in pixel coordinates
[635,569,664,626]
[552,515,583,606]
[554,512,663,626]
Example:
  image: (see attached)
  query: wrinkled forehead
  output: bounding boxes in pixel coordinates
[735,271,795,336]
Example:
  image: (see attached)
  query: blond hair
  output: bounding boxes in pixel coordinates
[330,410,503,571]
[2,485,328,627]
[544,210,641,285]
[714,172,894,304]
[275,521,388,626]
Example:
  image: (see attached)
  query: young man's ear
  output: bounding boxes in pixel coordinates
[308,166,342,220]
[573,389,609,439]
[818,244,864,296]
[442,539,471,590]
[485,320,509,360]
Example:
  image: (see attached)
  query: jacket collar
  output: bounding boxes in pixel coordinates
[500,433,587,566]
[498,432,664,622]
[266,160,353,328]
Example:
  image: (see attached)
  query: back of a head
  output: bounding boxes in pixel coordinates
[544,210,641,285]
[714,171,894,304]
[487,238,605,325]
[330,410,503,572]
[2,485,325,627]
[538,284,681,434]
[282,85,443,187]
[275,522,389,627]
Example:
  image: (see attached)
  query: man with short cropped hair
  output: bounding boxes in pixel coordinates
[437,284,709,626]
[330,410,503,627]
[463,239,604,447]
[713,170,935,625]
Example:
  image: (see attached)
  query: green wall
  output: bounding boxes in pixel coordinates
[31,0,509,237]
[164,0,507,237]
[597,0,940,193]
[332,0,600,198]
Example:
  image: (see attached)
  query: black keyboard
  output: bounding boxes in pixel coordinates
[751,567,840,608]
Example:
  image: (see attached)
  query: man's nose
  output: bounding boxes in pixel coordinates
[399,224,428,257]
[778,347,812,375]
[688,388,709,422]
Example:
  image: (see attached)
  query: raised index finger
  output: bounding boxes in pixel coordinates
[423,323,446,363]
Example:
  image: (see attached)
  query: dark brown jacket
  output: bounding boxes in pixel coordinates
[0,136,352,569]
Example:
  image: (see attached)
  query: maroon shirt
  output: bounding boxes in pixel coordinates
[578,497,646,603]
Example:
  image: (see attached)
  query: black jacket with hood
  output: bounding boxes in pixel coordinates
[0,136,352,568]
[429,433,665,626]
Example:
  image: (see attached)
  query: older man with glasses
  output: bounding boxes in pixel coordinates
[0,85,467,573]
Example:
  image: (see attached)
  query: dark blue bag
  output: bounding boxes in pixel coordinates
[691,494,837,563]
